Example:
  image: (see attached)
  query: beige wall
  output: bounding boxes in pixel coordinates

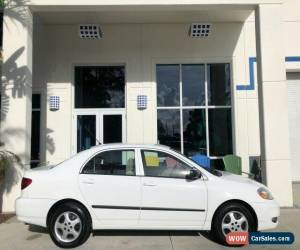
[2,0,300,211]
[33,22,249,165]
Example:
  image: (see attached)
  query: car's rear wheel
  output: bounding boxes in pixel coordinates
[49,202,91,248]
[212,202,256,245]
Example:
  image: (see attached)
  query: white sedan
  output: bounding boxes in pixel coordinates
[16,144,279,248]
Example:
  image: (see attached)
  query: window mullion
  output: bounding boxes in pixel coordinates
[180,64,184,154]
[205,64,210,157]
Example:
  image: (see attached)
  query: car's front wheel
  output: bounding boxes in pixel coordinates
[212,202,256,245]
[49,202,91,248]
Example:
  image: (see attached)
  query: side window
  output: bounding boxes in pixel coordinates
[82,150,135,176]
[141,150,191,179]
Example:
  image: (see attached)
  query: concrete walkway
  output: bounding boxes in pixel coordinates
[0,208,298,249]
[0,184,299,250]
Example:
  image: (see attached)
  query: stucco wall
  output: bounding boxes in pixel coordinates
[32,21,262,170]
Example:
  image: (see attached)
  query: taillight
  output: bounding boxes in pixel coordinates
[21,177,32,190]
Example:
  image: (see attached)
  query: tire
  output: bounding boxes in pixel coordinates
[48,202,91,248]
[212,202,256,245]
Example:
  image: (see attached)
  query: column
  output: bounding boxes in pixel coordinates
[255,4,293,206]
[0,4,33,212]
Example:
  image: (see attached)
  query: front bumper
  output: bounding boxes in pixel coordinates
[252,200,280,231]
[15,197,57,227]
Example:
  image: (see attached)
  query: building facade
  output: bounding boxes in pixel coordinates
[1,0,300,212]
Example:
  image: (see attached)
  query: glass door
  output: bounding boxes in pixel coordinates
[77,115,97,152]
[102,114,123,144]
[75,110,125,153]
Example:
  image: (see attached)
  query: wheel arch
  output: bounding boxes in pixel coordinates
[46,199,92,228]
[211,199,258,231]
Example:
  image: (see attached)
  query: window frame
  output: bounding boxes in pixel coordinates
[156,63,234,164]
[80,148,138,176]
[71,63,127,155]
[139,149,194,180]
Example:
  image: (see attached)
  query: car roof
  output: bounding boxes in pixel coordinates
[91,143,170,150]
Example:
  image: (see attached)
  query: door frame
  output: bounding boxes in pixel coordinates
[72,108,126,155]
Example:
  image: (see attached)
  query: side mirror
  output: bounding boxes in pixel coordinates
[186,168,202,180]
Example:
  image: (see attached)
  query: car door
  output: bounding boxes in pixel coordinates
[78,148,141,226]
[139,148,207,228]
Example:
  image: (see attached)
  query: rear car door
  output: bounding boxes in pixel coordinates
[79,148,141,226]
[139,149,207,228]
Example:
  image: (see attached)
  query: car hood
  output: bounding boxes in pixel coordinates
[219,171,262,188]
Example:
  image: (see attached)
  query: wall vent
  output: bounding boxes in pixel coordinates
[79,25,103,39]
[189,23,212,38]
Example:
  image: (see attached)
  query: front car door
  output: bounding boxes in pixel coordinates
[139,148,207,228]
[79,148,141,226]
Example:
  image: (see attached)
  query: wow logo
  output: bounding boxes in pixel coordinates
[226,232,295,245]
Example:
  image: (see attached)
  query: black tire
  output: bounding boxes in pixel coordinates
[212,202,256,245]
[48,202,91,248]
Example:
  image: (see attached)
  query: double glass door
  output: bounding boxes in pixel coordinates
[75,110,125,153]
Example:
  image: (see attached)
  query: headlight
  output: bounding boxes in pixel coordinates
[257,187,274,200]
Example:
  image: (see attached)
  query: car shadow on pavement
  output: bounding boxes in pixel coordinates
[28,225,221,245]
[28,224,48,234]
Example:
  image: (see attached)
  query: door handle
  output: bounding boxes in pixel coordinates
[81,178,95,185]
[143,182,157,187]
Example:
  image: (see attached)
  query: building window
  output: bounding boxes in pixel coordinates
[0,11,3,48]
[75,66,125,108]
[30,94,41,168]
[157,63,233,169]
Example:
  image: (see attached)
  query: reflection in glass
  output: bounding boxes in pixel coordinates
[209,108,233,156]
[183,109,207,157]
[75,66,125,108]
[210,159,225,171]
[157,110,181,152]
[208,64,231,106]
[182,64,205,106]
[82,150,135,176]
[77,115,96,152]
[157,65,180,107]
[103,115,122,144]
[142,150,191,178]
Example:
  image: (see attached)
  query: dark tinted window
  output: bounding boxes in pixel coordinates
[75,66,125,108]
[32,94,41,109]
[0,12,3,48]
[157,65,180,107]
[182,64,205,106]
[183,109,206,157]
[77,115,96,152]
[207,64,231,106]
[82,150,135,176]
[103,115,122,144]
[208,108,233,156]
[157,109,181,152]
[31,94,41,168]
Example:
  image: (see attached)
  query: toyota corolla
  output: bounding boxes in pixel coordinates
[16,144,279,248]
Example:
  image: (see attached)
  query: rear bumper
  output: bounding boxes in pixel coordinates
[15,197,57,227]
[252,200,280,231]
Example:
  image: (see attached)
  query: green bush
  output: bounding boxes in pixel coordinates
[0,151,20,181]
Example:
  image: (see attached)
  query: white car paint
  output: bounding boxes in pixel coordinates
[16,144,279,231]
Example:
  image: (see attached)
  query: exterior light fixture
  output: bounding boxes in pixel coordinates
[79,25,103,39]
[189,23,212,38]
[49,96,60,111]
[137,95,147,110]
